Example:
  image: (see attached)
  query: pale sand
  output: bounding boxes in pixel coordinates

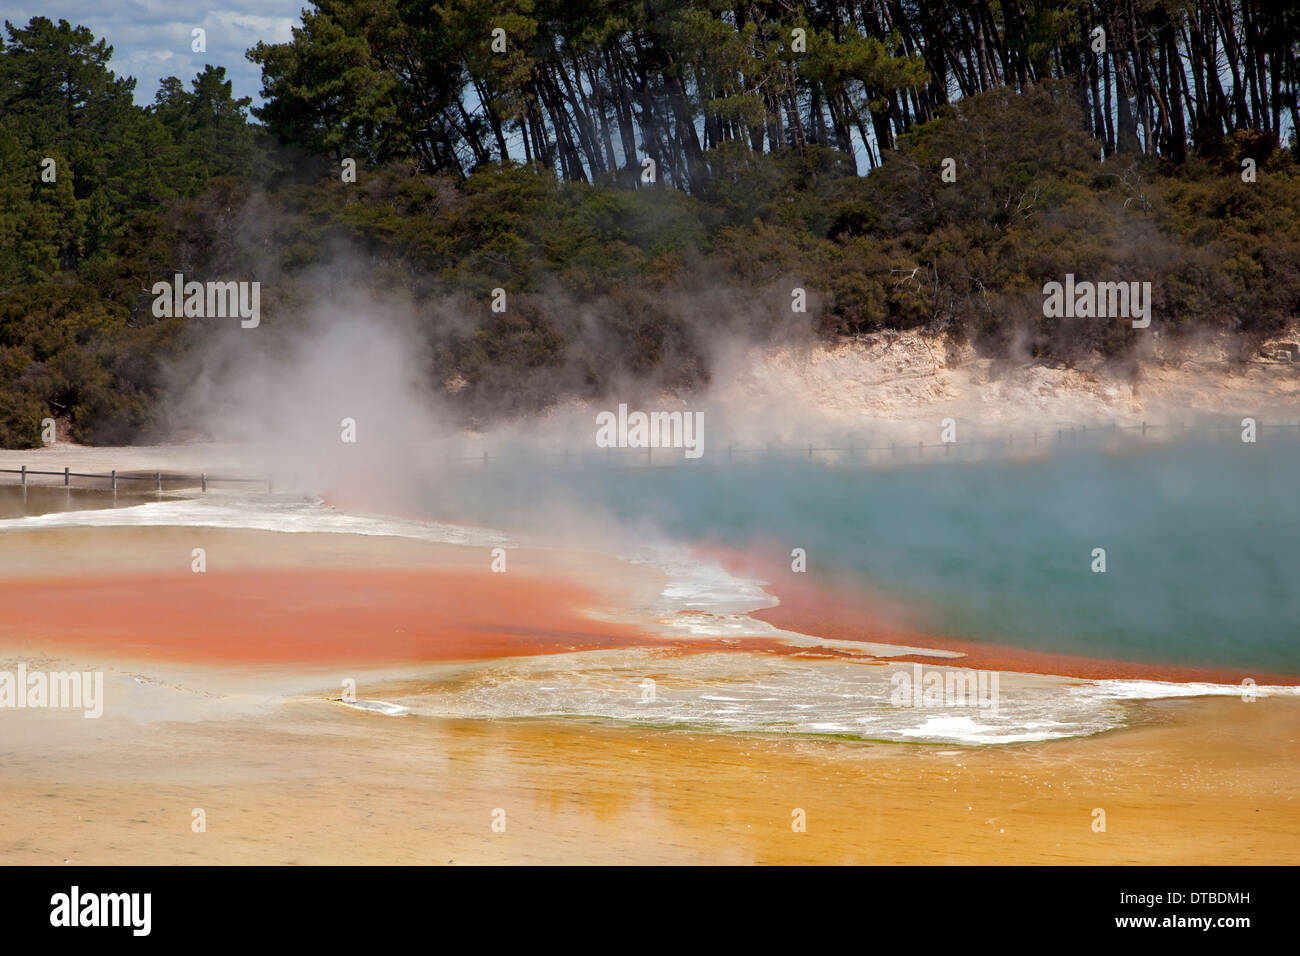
[703,327,1300,448]
[0,526,1296,865]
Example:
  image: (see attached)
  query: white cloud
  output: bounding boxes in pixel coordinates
[2,1,304,108]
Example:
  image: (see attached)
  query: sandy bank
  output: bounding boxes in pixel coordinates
[701,328,1300,447]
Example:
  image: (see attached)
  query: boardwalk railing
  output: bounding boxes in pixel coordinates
[0,467,272,494]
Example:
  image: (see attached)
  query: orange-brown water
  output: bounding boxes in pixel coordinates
[0,569,668,666]
[1,523,1297,864]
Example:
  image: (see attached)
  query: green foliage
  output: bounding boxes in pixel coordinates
[0,19,257,446]
[4,13,1300,447]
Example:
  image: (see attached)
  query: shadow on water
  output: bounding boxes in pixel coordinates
[0,484,157,519]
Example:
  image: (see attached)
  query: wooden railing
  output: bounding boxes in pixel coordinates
[0,467,272,494]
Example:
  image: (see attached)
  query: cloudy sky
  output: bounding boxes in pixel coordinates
[3,1,304,108]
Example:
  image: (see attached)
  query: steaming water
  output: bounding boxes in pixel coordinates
[434,436,1300,677]
[3,436,1296,743]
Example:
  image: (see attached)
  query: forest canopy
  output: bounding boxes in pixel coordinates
[2,3,1299,446]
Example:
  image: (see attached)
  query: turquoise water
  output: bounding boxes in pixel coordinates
[440,437,1300,675]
